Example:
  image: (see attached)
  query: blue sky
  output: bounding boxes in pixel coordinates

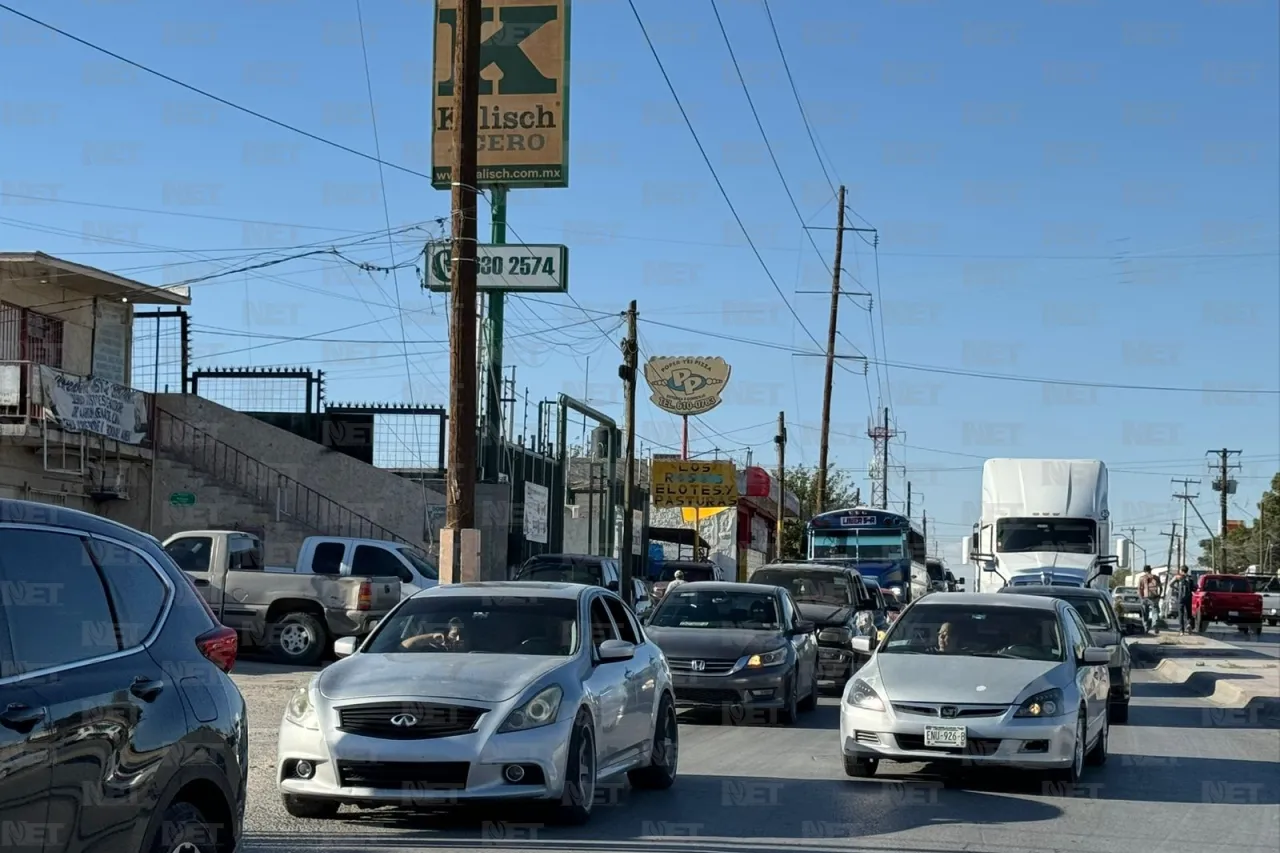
[2,0,1277,578]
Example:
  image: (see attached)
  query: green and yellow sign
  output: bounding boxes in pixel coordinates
[432,0,570,189]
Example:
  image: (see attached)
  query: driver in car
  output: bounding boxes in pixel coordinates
[401,617,468,651]
[933,622,960,653]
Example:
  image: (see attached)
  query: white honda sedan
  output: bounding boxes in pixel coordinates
[839,593,1111,783]
[277,581,679,824]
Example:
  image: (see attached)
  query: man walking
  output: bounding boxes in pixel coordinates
[1169,566,1196,634]
[1136,565,1161,631]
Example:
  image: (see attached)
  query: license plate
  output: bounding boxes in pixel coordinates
[1229,611,1239,617]
[923,726,966,748]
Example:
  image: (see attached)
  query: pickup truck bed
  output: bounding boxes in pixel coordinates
[1192,574,1262,635]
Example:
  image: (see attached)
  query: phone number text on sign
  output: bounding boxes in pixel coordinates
[651,460,739,508]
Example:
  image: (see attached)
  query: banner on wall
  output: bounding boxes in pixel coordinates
[39,365,148,445]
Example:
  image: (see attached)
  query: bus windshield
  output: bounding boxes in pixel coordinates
[811,533,903,561]
[996,518,1096,554]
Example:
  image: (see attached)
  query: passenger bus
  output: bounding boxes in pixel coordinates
[806,507,929,603]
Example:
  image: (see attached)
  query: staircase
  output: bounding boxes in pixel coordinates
[152,407,409,557]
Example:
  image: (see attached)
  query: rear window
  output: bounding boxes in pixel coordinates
[659,565,714,582]
[517,558,603,586]
[1203,576,1250,594]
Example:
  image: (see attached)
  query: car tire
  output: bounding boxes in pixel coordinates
[270,612,327,666]
[281,794,340,819]
[843,755,878,778]
[1194,612,1208,634]
[775,675,799,726]
[1087,712,1109,766]
[629,693,679,790]
[553,711,596,825]
[1050,711,1086,784]
[148,800,222,853]
[798,668,818,712]
[1109,700,1129,724]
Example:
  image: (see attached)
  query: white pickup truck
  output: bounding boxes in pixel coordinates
[1247,574,1280,627]
[268,535,439,598]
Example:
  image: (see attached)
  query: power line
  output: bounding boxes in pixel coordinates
[762,0,838,194]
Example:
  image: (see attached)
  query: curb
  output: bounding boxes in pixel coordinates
[1144,652,1280,722]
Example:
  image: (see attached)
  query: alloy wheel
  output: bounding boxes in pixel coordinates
[280,623,313,655]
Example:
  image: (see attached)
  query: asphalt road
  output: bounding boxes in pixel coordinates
[1203,623,1280,659]
[231,658,1280,853]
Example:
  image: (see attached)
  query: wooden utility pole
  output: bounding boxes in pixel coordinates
[906,481,912,518]
[1172,479,1198,568]
[775,410,786,561]
[618,301,638,606]
[1162,523,1178,569]
[1209,448,1241,539]
[815,184,846,513]
[443,0,481,582]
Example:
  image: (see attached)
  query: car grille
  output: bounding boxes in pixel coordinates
[667,657,737,675]
[891,703,1006,719]
[336,702,485,739]
[895,734,1002,756]
[674,687,741,704]
[336,761,470,789]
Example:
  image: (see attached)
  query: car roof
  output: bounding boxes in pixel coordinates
[0,498,158,551]
[672,581,780,595]
[997,585,1109,599]
[756,562,850,575]
[412,581,592,600]
[915,591,1060,611]
[524,553,611,564]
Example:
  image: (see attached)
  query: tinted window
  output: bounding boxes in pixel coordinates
[399,547,439,580]
[352,545,410,581]
[1204,576,1250,594]
[881,603,1065,662]
[311,542,343,575]
[1058,596,1113,630]
[164,536,212,572]
[750,569,853,606]
[603,596,640,644]
[228,535,263,570]
[659,564,715,582]
[88,539,169,647]
[517,557,603,586]
[590,597,619,647]
[364,595,579,656]
[650,589,781,630]
[0,529,118,673]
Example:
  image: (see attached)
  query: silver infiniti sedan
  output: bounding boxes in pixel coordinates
[277,581,679,824]
[839,593,1111,783]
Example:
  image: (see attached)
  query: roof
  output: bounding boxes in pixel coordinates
[996,585,1110,599]
[672,581,781,595]
[0,252,191,306]
[413,581,589,599]
[915,591,1060,611]
[0,498,159,551]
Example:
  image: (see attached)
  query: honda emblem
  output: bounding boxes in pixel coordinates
[690,660,706,672]
[940,705,958,718]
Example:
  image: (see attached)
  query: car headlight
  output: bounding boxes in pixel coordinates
[1014,688,1064,718]
[284,686,319,730]
[745,647,788,668]
[499,685,563,733]
[846,678,885,711]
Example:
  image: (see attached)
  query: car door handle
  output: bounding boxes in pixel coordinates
[130,677,165,702]
[0,703,46,732]
[191,578,210,587]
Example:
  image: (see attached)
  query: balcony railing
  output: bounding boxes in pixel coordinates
[0,360,154,445]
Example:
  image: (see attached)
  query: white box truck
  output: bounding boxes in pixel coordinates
[962,458,1115,590]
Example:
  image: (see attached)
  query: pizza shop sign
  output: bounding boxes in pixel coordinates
[39,366,149,445]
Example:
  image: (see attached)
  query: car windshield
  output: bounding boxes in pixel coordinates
[811,533,903,561]
[881,604,1065,662]
[516,558,602,585]
[659,565,715,582]
[996,518,1096,554]
[650,589,781,630]
[751,569,852,605]
[364,595,579,655]
[399,546,438,580]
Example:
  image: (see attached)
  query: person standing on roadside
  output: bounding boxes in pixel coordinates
[1169,566,1196,634]
[1136,565,1161,631]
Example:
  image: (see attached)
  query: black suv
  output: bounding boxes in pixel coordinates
[0,499,248,853]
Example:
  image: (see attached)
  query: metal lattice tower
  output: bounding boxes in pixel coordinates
[866,407,898,510]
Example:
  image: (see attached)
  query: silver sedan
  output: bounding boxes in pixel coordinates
[277,581,679,824]
[839,593,1111,783]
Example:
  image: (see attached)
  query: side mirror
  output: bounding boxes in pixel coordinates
[334,636,358,658]
[956,578,966,586]
[1097,562,1114,576]
[597,638,635,663]
[791,620,816,635]
[606,580,620,592]
[1081,647,1110,665]
[850,636,873,653]
[982,563,998,572]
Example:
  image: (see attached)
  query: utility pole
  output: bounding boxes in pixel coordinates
[922,510,928,556]
[775,411,786,561]
[905,482,913,519]
[1172,479,1199,568]
[442,0,481,583]
[1162,523,1178,570]
[618,301,638,607]
[1122,525,1146,568]
[815,185,846,513]
[1209,448,1242,538]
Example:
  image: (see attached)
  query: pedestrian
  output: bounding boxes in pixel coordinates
[664,570,687,594]
[1169,566,1196,633]
[1136,565,1161,631]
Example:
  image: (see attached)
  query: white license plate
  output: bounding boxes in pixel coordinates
[923,726,967,748]
[1229,611,1239,617]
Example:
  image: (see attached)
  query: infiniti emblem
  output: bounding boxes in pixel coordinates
[940,706,958,718]
[390,713,418,727]
[690,660,706,672]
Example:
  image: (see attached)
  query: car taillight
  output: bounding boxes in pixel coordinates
[196,626,238,673]
[358,581,372,611]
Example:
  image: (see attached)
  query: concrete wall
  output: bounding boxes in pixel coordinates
[153,393,510,575]
[0,442,147,527]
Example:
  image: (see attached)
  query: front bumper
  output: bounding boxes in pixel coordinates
[277,713,574,805]
[671,666,790,709]
[840,701,1077,770]
[817,644,857,682]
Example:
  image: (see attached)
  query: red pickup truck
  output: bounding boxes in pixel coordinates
[1193,574,1263,636]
